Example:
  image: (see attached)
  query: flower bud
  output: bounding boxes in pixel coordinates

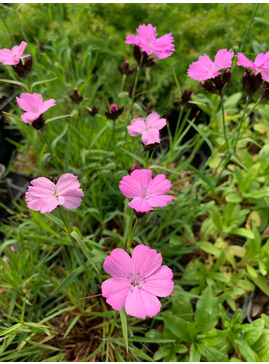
[118,60,135,76]
[69,88,83,104]
[242,70,262,101]
[88,106,99,117]
[31,114,45,132]
[12,57,33,77]
[105,104,124,121]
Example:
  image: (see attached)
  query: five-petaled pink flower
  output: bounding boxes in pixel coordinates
[119,169,172,213]
[0,41,30,65]
[126,24,175,59]
[102,244,174,319]
[26,173,84,213]
[127,112,166,145]
[16,93,56,124]
[187,49,234,82]
[237,52,269,82]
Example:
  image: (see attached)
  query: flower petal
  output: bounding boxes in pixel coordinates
[142,129,160,145]
[131,244,162,278]
[21,112,41,123]
[142,266,174,297]
[237,53,255,70]
[125,34,140,46]
[214,49,234,70]
[125,288,161,319]
[60,196,83,209]
[119,175,141,198]
[149,174,172,195]
[39,99,56,114]
[128,197,152,212]
[152,33,175,59]
[147,194,173,208]
[145,113,167,130]
[56,173,83,196]
[102,278,130,311]
[127,118,146,136]
[261,68,269,82]
[16,94,37,112]
[104,248,135,279]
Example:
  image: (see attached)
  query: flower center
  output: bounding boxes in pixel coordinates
[128,272,147,292]
[33,107,39,113]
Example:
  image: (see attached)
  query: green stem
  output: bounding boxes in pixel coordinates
[130,66,141,119]
[126,208,134,249]
[42,128,54,160]
[120,74,127,93]
[220,93,229,151]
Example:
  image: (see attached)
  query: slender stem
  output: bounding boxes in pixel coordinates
[238,4,259,53]
[174,105,185,141]
[220,93,229,151]
[232,98,249,151]
[120,74,127,93]
[42,128,54,160]
[126,208,134,249]
[130,66,141,119]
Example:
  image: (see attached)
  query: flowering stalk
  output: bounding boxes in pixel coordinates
[220,93,229,151]
[130,65,141,119]
[42,128,55,160]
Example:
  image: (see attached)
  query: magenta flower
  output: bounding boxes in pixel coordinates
[187,49,234,82]
[16,93,56,124]
[25,173,84,213]
[119,169,172,213]
[126,24,175,60]
[102,244,174,319]
[0,41,30,65]
[127,112,166,145]
[237,52,269,82]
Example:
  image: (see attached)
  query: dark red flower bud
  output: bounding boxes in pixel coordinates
[242,70,262,101]
[260,81,269,101]
[69,88,83,104]
[128,85,134,98]
[105,104,124,121]
[118,60,135,76]
[133,45,156,69]
[12,57,33,78]
[32,114,45,132]
[88,106,99,117]
[176,90,196,107]
[201,69,232,95]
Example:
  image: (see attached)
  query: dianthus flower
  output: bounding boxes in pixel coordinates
[237,52,269,82]
[16,93,56,124]
[127,112,166,145]
[187,49,234,82]
[101,244,174,319]
[26,173,84,213]
[126,24,175,59]
[0,41,30,65]
[119,169,172,213]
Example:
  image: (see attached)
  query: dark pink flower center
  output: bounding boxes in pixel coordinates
[33,106,39,113]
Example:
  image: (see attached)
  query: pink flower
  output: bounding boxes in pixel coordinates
[126,24,175,59]
[127,112,166,145]
[102,244,174,319]
[237,52,269,82]
[0,41,30,65]
[119,169,172,213]
[16,93,56,124]
[187,49,234,82]
[25,173,84,213]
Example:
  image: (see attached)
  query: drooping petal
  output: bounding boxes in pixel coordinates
[119,174,142,198]
[131,244,162,278]
[147,194,173,208]
[142,129,160,145]
[102,278,130,311]
[125,288,161,319]
[214,49,234,70]
[39,99,56,113]
[104,248,135,279]
[145,113,167,130]
[128,197,152,212]
[149,174,172,195]
[127,118,146,136]
[142,266,174,297]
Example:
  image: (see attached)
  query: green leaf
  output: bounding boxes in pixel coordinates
[230,228,254,239]
[225,193,242,203]
[246,264,258,278]
[195,286,218,332]
[189,343,201,362]
[199,241,221,258]
[203,346,228,362]
[119,309,128,355]
[235,339,256,362]
[163,312,196,343]
[244,319,264,346]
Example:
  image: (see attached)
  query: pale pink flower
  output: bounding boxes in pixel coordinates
[119,169,172,213]
[187,49,234,82]
[0,41,30,65]
[237,52,269,82]
[126,24,175,59]
[25,173,84,213]
[16,93,56,124]
[102,244,174,319]
[127,112,166,145]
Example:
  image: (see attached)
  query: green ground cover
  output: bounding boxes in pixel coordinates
[1,3,269,362]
